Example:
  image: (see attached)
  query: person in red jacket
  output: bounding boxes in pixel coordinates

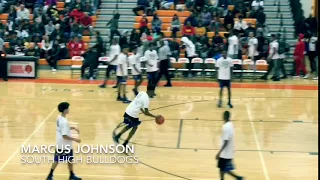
[182,21,195,37]
[80,13,93,35]
[69,8,85,22]
[139,14,148,36]
[294,34,308,78]
[68,36,85,57]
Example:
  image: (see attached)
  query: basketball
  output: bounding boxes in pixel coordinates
[155,115,165,125]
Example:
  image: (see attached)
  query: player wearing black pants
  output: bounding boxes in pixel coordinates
[0,37,7,81]
[80,46,99,80]
[157,40,172,86]
[144,43,159,97]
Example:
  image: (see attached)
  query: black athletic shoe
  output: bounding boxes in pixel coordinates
[46,175,53,180]
[237,176,244,180]
[123,140,129,147]
[117,97,123,101]
[273,78,280,81]
[99,84,106,88]
[281,76,287,79]
[112,85,118,88]
[69,175,82,180]
[227,103,233,108]
[260,76,267,80]
[114,134,120,144]
[164,84,172,87]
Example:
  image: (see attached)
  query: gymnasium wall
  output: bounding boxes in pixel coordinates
[301,0,316,17]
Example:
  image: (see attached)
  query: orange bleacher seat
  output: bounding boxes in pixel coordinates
[57,2,65,8]
[0,14,9,20]
[156,10,191,17]
[135,16,187,24]
[82,36,91,43]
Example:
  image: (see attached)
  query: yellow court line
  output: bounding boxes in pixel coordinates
[0,108,56,172]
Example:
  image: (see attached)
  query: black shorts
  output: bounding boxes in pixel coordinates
[133,74,142,80]
[217,158,234,172]
[219,79,231,88]
[123,113,141,127]
[117,76,127,84]
[54,149,74,162]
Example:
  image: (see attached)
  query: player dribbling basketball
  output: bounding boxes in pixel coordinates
[113,90,162,147]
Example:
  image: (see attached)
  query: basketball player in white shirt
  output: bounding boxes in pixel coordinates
[248,32,259,78]
[227,31,239,59]
[216,51,234,108]
[116,45,131,103]
[216,111,244,180]
[47,102,81,180]
[129,46,143,96]
[113,91,162,147]
[144,43,158,97]
[100,38,121,88]
[181,36,197,77]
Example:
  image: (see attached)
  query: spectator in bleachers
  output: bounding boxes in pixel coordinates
[40,35,53,57]
[182,21,195,37]
[0,22,4,37]
[70,19,82,37]
[256,7,266,26]
[305,14,318,35]
[45,21,55,36]
[8,5,16,20]
[107,13,120,43]
[223,10,234,32]
[46,39,60,71]
[34,0,45,15]
[129,29,140,50]
[119,30,130,48]
[212,31,224,53]
[69,7,85,22]
[251,0,263,11]
[83,1,94,16]
[6,18,15,35]
[47,5,60,23]
[71,0,83,11]
[245,23,256,36]
[25,42,40,57]
[132,0,150,16]
[139,14,148,36]
[248,31,258,61]
[194,0,205,13]
[58,38,69,59]
[168,38,180,60]
[61,17,71,39]
[210,15,221,32]
[195,21,206,37]
[201,8,211,27]
[151,13,162,33]
[50,24,62,41]
[160,0,174,10]
[34,8,45,24]
[13,39,26,55]
[184,14,198,27]
[68,36,85,57]
[227,30,239,59]
[15,4,30,25]
[170,14,180,38]
[80,13,93,35]
[233,15,247,36]
[45,0,57,7]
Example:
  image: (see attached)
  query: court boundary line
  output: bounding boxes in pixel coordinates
[0,172,217,180]
[2,79,318,90]
[246,104,270,180]
[0,107,56,172]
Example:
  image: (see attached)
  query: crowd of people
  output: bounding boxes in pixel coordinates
[0,0,100,71]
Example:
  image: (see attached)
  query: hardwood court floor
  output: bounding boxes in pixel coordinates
[0,76,318,180]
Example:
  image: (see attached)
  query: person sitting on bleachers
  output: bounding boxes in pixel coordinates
[68,36,85,57]
[61,17,71,40]
[34,8,45,24]
[15,4,30,25]
[71,0,83,11]
[139,14,148,36]
[41,35,53,58]
[151,13,162,33]
[46,39,60,71]
[45,21,55,36]
[234,15,247,36]
[184,14,198,27]
[195,21,206,38]
[182,21,195,37]
[83,1,94,16]
[256,7,266,26]
[25,42,40,57]
[201,8,211,27]
[69,7,85,22]
[47,5,60,23]
[212,31,224,52]
[223,10,234,31]
[70,19,82,37]
[8,5,16,20]
[193,0,205,13]
[129,29,141,50]
[79,13,93,36]
[171,14,180,38]
[13,39,26,56]
[132,0,150,16]
[50,24,63,41]
[160,0,174,10]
